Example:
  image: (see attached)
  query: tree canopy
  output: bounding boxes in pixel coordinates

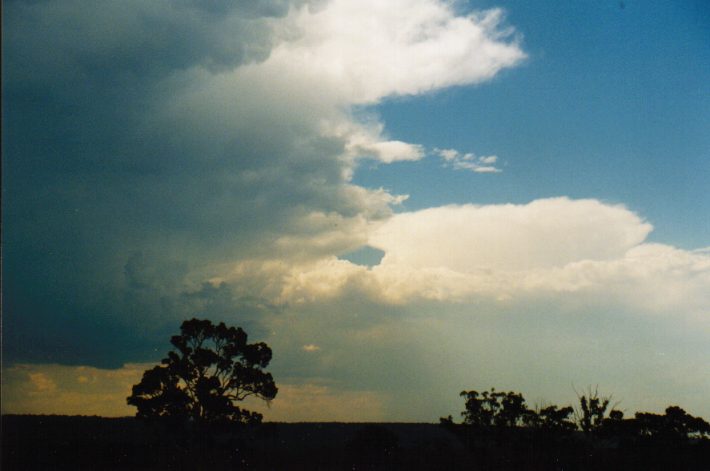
[127,318,277,425]
[449,386,710,445]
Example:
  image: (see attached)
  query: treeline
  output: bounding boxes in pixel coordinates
[439,387,710,470]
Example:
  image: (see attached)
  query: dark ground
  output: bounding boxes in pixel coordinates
[2,415,709,470]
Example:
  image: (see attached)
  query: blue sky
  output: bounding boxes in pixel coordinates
[356,0,709,249]
[2,0,709,421]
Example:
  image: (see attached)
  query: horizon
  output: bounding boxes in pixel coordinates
[2,0,709,422]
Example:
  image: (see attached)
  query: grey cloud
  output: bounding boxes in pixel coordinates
[4,246,278,368]
[3,0,306,86]
[2,0,382,368]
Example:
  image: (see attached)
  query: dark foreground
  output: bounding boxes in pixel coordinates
[2,415,710,470]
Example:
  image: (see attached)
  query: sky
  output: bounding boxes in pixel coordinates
[2,0,709,422]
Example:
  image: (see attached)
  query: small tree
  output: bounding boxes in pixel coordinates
[127,318,277,425]
[574,386,617,434]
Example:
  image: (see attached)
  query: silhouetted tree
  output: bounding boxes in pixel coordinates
[127,318,277,425]
[448,385,710,470]
[598,409,637,441]
[460,389,533,429]
[575,386,617,435]
[526,404,577,433]
[635,406,710,444]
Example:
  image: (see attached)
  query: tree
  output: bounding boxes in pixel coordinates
[635,406,710,443]
[460,388,533,429]
[574,386,617,435]
[526,405,577,433]
[127,318,277,425]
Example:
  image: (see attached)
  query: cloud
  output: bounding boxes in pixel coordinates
[4,194,709,420]
[435,148,502,173]
[3,0,307,86]
[28,372,57,394]
[370,198,653,272]
[212,197,710,420]
[267,0,526,104]
[221,198,708,319]
[4,0,524,257]
[3,0,526,368]
[1,363,150,416]
[1,363,387,422]
[351,138,425,164]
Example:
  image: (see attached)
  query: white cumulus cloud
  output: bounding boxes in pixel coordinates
[435,148,502,172]
[370,197,653,272]
[220,198,709,324]
[267,0,526,104]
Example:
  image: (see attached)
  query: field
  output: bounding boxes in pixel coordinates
[3,415,710,470]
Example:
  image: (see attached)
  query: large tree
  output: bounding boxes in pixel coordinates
[127,318,277,424]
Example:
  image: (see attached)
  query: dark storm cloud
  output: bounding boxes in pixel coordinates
[2,0,360,367]
[4,0,297,82]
